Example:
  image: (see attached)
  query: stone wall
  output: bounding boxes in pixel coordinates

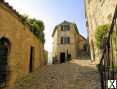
[0,2,45,87]
[85,0,117,63]
[78,35,87,51]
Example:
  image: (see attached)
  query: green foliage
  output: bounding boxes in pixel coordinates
[95,24,110,49]
[21,14,28,22]
[112,31,117,61]
[107,14,112,21]
[67,54,72,61]
[21,15,45,43]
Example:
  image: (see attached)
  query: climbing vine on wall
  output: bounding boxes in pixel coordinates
[95,24,110,49]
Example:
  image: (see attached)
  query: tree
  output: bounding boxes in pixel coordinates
[21,15,45,43]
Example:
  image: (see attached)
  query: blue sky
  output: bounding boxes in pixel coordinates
[5,0,87,52]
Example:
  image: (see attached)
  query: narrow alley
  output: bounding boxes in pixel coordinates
[0,1,117,89]
[12,59,100,89]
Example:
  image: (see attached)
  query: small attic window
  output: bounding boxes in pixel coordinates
[64,25,70,31]
[61,26,63,31]
[61,25,70,31]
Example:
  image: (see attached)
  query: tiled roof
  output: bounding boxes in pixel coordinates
[57,20,73,26]
[52,20,79,37]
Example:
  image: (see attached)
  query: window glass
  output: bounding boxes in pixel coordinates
[61,37,70,44]
[64,25,69,31]
[61,37,63,44]
[61,26,63,31]
[61,25,70,31]
[68,37,70,44]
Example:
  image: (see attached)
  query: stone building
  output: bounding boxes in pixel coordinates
[85,0,117,63]
[52,21,87,64]
[0,0,45,88]
[78,34,89,56]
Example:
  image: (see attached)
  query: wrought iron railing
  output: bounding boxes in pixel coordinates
[98,5,117,89]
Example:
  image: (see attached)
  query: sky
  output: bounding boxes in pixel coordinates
[5,0,87,52]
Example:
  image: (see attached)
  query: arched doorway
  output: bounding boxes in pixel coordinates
[0,37,10,88]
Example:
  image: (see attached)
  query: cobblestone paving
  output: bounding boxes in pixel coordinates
[11,59,101,89]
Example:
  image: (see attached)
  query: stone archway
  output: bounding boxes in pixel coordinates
[0,37,11,88]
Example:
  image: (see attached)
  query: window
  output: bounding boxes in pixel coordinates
[64,25,70,31]
[61,25,70,31]
[67,37,70,44]
[61,37,70,44]
[61,26,64,31]
[61,37,64,44]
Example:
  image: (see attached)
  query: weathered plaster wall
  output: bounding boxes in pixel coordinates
[0,2,45,87]
[85,0,117,63]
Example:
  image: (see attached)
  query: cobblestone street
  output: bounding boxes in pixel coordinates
[12,59,100,89]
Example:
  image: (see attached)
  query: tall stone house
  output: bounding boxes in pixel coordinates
[0,0,46,88]
[52,21,87,64]
[85,0,117,63]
